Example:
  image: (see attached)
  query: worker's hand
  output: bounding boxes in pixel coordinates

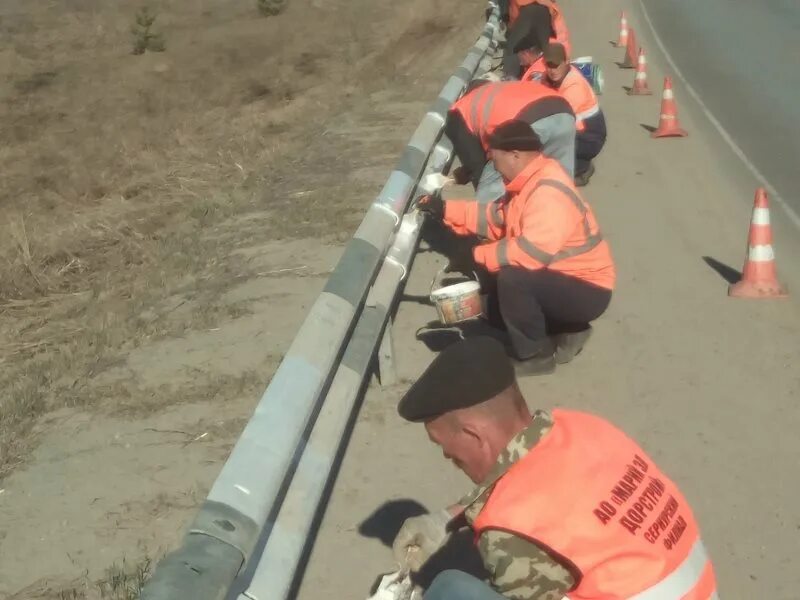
[452,166,472,186]
[416,194,445,221]
[392,509,452,572]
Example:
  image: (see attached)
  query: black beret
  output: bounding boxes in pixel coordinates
[487,119,543,151]
[397,336,516,422]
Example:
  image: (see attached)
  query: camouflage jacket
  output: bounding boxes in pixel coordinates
[458,410,575,600]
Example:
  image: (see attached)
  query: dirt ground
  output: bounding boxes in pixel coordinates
[4,0,800,598]
[0,0,485,597]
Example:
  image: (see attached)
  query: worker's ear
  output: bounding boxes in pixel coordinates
[460,420,488,448]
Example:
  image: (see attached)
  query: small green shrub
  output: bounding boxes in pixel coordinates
[131,7,166,55]
[257,0,289,17]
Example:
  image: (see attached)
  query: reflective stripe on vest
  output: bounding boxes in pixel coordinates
[477,200,505,239]
[628,538,716,600]
[494,178,602,267]
[468,83,508,135]
[576,104,600,122]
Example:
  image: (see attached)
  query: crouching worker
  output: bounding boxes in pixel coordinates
[393,336,719,600]
[524,43,607,186]
[446,77,576,207]
[498,0,572,79]
[419,120,614,376]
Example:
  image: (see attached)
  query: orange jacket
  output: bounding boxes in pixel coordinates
[510,0,572,57]
[523,64,601,132]
[449,81,572,152]
[474,409,718,600]
[444,155,615,290]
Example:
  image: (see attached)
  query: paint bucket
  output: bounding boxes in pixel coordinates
[429,270,483,325]
[572,56,605,95]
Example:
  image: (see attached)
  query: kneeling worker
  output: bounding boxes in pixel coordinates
[446,77,576,206]
[420,120,614,375]
[498,0,572,79]
[393,336,719,600]
[524,43,606,186]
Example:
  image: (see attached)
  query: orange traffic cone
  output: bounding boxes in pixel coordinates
[621,27,638,68]
[729,189,788,298]
[617,12,629,47]
[628,48,652,95]
[651,77,688,138]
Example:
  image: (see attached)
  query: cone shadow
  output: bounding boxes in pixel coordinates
[640,123,657,133]
[703,256,742,284]
[623,86,633,93]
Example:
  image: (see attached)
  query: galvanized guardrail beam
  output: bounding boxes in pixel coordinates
[140,11,499,600]
[239,139,455,600]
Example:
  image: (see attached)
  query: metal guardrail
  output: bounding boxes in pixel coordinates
[239,138,456,600]
[141,11,500,600]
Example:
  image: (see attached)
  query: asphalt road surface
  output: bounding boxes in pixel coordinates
[641,0,800,217]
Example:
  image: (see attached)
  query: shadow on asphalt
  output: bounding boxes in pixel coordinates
[702,256,742,284]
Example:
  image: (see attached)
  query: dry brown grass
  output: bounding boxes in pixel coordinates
[0,0,476,479]
[2,555,153,600]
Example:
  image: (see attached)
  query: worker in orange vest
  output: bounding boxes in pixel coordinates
[524,43,606,186]
[498,0,571,78]
[419,120,613,375]
[392,336,719,600]
[445,76,575,206]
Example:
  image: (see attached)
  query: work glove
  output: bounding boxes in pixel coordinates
[452,165,472,186]
[416,194,445,221]
[444,245,476,275]
[392,508,452,572]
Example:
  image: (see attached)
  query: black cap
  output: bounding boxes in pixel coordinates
[486,119,543,151]
[397,337,516,422]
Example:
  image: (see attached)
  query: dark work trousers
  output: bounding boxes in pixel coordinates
[424,570,505,600]
[575,113,607,177]
[502,4,553,78]
[478,266,612,359]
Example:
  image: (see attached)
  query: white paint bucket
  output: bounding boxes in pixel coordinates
[429,271,483,325]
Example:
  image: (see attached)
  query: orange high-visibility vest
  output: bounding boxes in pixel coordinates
[509,0,572,57]
[445,155,615,289]
[473,409,718,600]
[449,81,571,152]
[524,64,601,132]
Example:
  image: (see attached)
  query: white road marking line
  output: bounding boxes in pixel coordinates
[638,0,800,231]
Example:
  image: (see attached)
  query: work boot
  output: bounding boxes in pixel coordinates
[512,338,557,377]
[553,327,592,364]
[513,353,556,377]
[574,162,596,187]
[457,318,511,347]
[416,318,510,353]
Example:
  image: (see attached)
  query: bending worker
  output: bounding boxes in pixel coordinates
[446,77,576,206]
[420,120,614,376]
[523,43,606,186]
[393,336,719,600]
[497,0,571,79]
